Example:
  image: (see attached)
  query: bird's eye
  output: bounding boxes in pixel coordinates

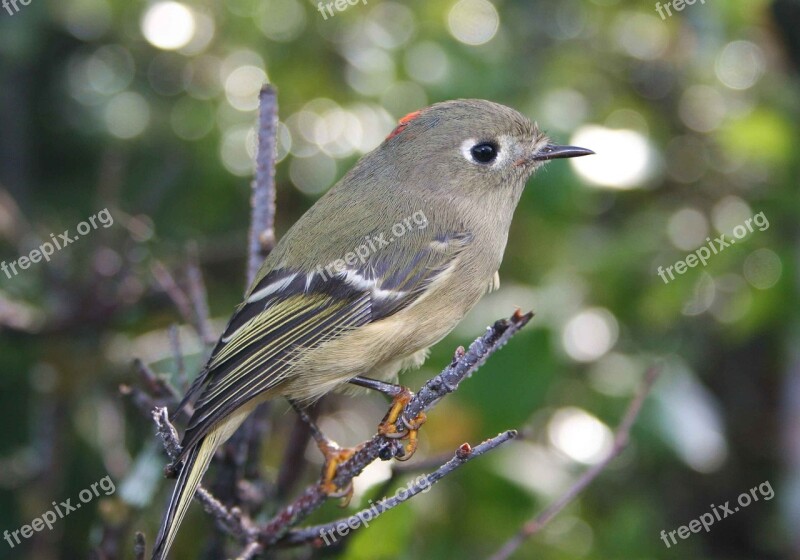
[470,142,499,164]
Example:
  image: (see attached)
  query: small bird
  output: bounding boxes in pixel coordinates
[151,99,593,559]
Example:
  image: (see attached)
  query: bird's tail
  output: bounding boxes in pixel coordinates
[151,435,217,560]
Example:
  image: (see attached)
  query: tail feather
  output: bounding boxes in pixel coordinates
[151,436,216,560]
[151,405,256,560]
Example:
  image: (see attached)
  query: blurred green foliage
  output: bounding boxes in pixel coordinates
[1,0,798,558]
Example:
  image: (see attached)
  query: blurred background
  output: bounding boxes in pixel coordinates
[1,0,798,558]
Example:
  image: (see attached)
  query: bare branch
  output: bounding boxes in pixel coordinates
[201,85,279,558]
[168,325,187,390]
[397,309,533,433]
[234,541,263,560]
[152,407,182,463]
[120,359,180,417]
[186,243,216,345]
[133,358,179,403]
[144,309,535,555]
[281,430,517,547]
[487,366,662,560]
[151,260,195,329]
[275,403,318,500]
[133,532,146,560]
[151,406,254,541]
[195,487,254,541]
[257,310,533,546]
[247,84,278,286]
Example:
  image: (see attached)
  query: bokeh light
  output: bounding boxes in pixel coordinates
[538,88,588,133]
[224,65,268,112]
[613,12,669,61]
[289,152,338,195]
[667,208,709,251]
[56,0,112,41]
[743,248,782,290]
[141,2,196,51]
[447,0,500,46]
[569,125,657,189]
[710,274,753,324]
[366,2,416,50]
[405,42,450,85]
[255,0,306,42]
[679,85,727,133]
[548,407,613,465]
[656,365,728,473]
[219,125,256,176]
[104,92,150,139]
[588,353,642,397]
[562,308,618,362]
[711,196,752,234]
[716,41,765,91]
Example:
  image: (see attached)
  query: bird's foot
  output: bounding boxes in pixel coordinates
[317,438,358,507]
[377,388,427,461]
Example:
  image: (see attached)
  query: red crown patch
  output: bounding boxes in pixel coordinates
[385,110,422,141]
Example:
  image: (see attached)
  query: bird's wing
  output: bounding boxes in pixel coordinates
[177,230,473,456]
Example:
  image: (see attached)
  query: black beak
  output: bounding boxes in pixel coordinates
[532,144,595,161]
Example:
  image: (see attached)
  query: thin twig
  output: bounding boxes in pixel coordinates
[257,310,533,546]
[134,359,179,401]
[134,532,146,560]
[145,310,534,554]
[168,325,188,391]
[397,309,533,433]
[234,541,264,560]
[152,406,252,538]
[186,243,216,345]
[487,366,662,560]
[151,260,195,329]
[195,487,254,541]
[247,84,278,286]
[276,403,318,500]
[281,430,517,546]
[203,84,279,559]
[120,359,180,416]
[152,407,182,463]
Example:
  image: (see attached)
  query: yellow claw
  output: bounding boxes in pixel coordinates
[318,442,356,506]
[378,388,427,461]
[395,411,426,461]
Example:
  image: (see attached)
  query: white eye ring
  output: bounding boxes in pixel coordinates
[460,135,512,167]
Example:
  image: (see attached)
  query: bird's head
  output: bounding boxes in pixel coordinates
[376,99,593,198]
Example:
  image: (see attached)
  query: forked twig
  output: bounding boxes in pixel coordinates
[488,366,662,560]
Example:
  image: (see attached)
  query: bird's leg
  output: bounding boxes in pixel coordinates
[288,400,355,505]
[348,376,427,461]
